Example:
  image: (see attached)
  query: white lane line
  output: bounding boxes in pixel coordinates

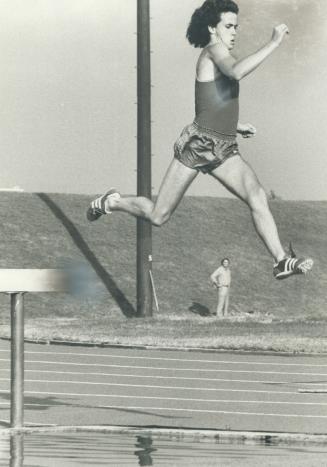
[0,349,326,367]
[0,390,326,407]
[1,359,326,377]
[0,377,309,395]
[58,405,327,418]
[0,399,325,418]
[3,368,325,386]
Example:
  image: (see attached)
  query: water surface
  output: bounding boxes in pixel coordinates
[1,432,327,466]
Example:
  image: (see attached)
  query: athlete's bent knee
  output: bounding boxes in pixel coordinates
[151,209,171,227]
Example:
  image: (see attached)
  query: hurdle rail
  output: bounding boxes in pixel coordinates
[2,269,69,428]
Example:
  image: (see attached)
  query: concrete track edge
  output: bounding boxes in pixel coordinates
[1,426,327,445]
[2,337,327,357]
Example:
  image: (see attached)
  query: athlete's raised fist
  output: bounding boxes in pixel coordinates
[272,24,289,46]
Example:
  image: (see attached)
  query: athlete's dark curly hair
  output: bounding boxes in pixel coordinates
[186,0,239,48]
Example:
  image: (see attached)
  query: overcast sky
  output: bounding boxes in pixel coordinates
[0,0,326,199]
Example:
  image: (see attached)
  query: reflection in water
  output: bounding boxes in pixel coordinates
[2,431,327,467]
[134,435,157,466]
[10,434,23,467]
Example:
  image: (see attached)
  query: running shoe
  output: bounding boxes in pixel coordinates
[86,188,120,222]
[273,255,313,280]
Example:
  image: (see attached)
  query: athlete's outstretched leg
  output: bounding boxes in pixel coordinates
[210,156,313,278]
[211,156,285,262]
[88,158,198,226]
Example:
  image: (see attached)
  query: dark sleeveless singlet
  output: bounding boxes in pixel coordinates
[194,73,239,137]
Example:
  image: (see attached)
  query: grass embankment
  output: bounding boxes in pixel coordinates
[0,192,326,353]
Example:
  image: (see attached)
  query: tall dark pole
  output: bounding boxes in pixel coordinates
[10,293,24,428]
[137,0,152,316]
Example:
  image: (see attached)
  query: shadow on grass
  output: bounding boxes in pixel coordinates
[189,301,211,317]
[36,193,136,318]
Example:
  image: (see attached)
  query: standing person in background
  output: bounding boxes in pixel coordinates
[210,257,231,317]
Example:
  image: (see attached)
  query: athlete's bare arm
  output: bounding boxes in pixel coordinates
[208,24,289,81]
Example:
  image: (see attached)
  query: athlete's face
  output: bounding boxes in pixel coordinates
[213,12,238,50]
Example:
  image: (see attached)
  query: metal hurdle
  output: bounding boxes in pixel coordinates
[1,269,69,428]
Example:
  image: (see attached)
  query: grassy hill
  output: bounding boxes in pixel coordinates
[0,192,326,353]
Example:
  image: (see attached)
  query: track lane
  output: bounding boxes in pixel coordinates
[1,340,327,433]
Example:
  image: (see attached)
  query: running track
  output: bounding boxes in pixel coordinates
[0,340,327,434]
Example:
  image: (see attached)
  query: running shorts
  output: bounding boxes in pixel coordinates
[174,121,240,173]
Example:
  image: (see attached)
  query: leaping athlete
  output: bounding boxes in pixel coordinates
[87,0,313,280]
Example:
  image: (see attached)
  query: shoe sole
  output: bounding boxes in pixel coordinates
[297,258,314,273]
[86,189,119,222]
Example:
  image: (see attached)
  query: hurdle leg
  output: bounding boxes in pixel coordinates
[10,433,24,467]
[10,293,25,428]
